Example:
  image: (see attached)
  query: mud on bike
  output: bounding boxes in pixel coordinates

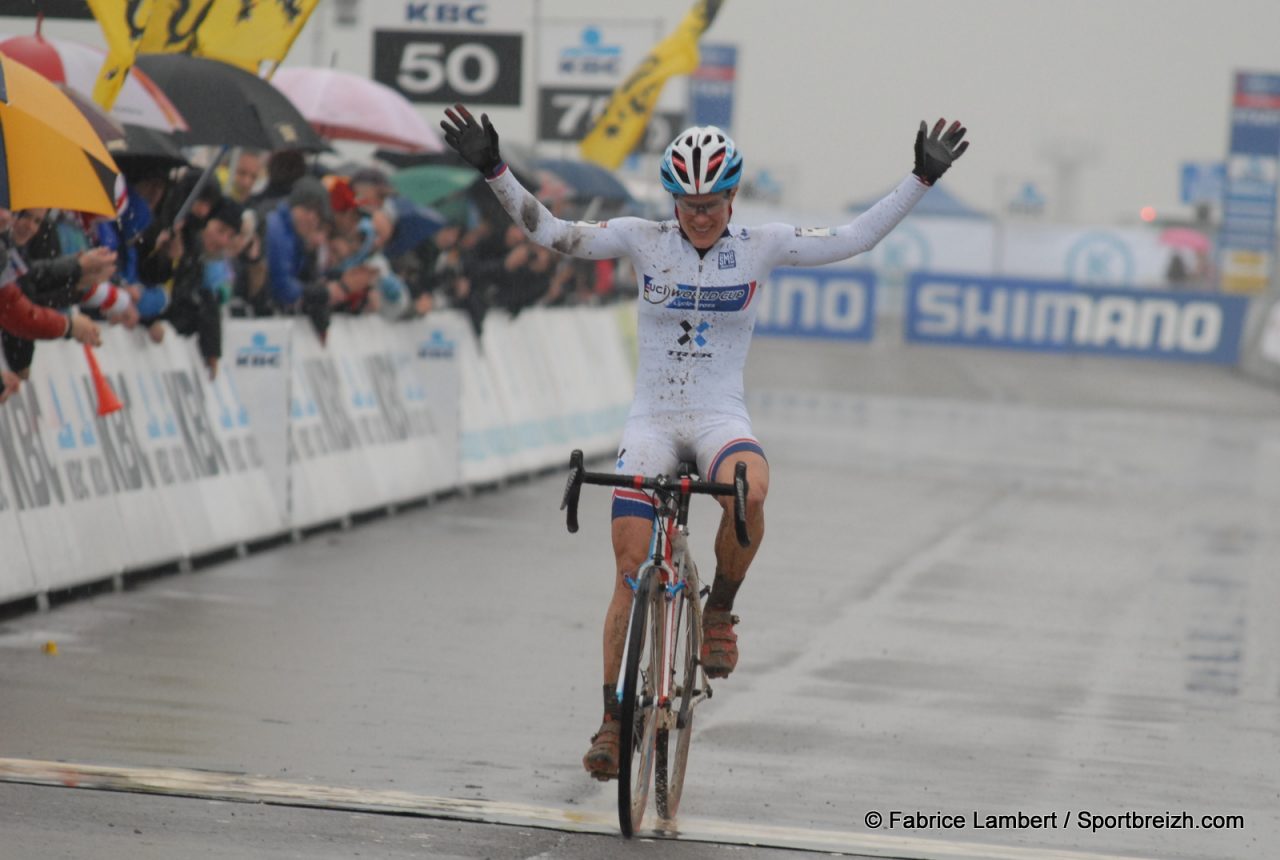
[562,449,750,837]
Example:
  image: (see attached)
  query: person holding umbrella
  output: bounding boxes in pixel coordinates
[0,49,125,406]
[1,208,114,380]
[160,197,246,380]
[0,210,104,404]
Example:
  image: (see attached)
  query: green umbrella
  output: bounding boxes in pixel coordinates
[391,165,477,222]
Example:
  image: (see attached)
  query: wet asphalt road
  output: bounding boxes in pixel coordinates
[2,331,1279,859]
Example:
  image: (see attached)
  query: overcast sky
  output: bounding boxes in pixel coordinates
[542,0,1280,225]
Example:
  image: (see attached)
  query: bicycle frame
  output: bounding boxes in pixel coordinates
[560,448,749,835]
[617,492,706,721]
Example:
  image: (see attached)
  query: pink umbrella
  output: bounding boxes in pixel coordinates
[272,66,443,153]
[0,33,187,133]
[1159,227,1212,254]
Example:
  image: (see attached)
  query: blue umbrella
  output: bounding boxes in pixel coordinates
[534,157,636,205]
[384,195,446,258]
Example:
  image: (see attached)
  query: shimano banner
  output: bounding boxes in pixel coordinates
[905,273,1248,364]
[754,267,876,341]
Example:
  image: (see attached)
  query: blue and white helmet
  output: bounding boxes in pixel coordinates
[659,125,743,195]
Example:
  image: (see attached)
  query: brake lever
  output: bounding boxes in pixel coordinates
[561,449,585,533]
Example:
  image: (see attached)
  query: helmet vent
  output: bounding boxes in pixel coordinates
[671,153,690,183]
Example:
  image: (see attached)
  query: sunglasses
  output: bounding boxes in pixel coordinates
[674,194,731,216]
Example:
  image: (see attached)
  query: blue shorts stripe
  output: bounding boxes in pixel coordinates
[611,490,655,520]
[709,439,765,481]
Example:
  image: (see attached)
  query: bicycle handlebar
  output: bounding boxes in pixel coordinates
[560,449,751,548]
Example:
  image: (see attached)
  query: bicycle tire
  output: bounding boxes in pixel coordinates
[656,558,701,821]
[617,567,661,837]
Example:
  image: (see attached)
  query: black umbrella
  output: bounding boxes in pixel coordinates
[105,124,190,171]
[135,54,326,152]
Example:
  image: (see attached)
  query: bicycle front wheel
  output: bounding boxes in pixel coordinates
[617,567,661,838]
[656,559,701,821]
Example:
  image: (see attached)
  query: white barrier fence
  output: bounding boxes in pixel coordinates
[0,306,634,605]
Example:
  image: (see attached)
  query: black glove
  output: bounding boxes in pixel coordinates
[913,118,969,185]
[440,103,503,177]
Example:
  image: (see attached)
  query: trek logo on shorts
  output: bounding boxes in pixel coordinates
[643,275,756,311]
[718,249,736,269]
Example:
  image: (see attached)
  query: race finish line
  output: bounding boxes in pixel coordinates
[0,757,1152,860]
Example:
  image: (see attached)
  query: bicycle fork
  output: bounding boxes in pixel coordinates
[616,518,679,711]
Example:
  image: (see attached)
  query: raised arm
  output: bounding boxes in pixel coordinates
[764,118,969,268]
[440,104,636,260]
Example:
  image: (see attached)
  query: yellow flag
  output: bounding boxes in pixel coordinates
[88,0,153,110]
[579,0,724,169]
[137,0,212,54]
[140,0,318,74]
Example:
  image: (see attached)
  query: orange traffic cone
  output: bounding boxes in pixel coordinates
[83,344,123,416]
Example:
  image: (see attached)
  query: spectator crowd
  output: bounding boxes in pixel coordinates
[0,147,632,405]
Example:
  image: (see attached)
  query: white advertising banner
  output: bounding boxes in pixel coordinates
[999,223,1173,289]
[536,18,684,149]
[223,319,293,520]
[287,321,381,528]
[0,402,37,603]
[179,335,284,547]
[326,316,453,506]
[547,307,628,458]
[455,312,515,485]
[739,201,1186,307]
[6,339,129,590]
[120,327,219,560]
[402,316,463,495]
[99,326,194,569]
[0,307,628,605]
[576,306,633,454]
[479,312,543,474]
[529,310,582,454]
[1262,300,1280,366]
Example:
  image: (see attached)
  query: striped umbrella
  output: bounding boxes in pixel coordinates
[0,33,188,133]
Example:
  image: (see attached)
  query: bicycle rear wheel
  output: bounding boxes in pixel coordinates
[656,559,701,821]
[617,567,661,837]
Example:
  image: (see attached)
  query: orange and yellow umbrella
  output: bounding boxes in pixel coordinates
[0,53,119,217]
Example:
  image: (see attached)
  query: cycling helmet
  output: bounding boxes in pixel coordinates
[659,125,743,195]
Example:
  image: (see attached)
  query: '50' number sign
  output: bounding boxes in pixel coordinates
[373,31,523,105]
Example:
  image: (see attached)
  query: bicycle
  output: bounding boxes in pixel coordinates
[561,449,750,837]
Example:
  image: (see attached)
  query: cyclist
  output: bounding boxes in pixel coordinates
[441,105,968,780]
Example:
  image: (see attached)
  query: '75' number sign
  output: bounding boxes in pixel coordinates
[538,86,682,152]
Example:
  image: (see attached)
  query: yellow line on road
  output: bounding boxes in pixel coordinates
[0,757,1150,860]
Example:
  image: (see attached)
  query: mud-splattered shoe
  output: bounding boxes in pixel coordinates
[701,609,740,678]
[582,718,620,781]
